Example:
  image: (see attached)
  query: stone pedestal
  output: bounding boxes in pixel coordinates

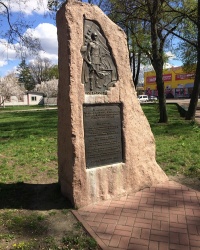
[56,0,168,208]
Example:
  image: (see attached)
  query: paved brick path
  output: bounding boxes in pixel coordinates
[195,109,200,124]
[72,181,200,250]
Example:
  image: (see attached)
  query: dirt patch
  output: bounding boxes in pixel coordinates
[0,175,199,249]
[0,209,85,250]
[0,183,99,250]
[169,174,200,191]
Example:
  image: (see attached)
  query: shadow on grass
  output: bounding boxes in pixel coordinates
[0,110,58,139]
[143,103,199,136]
[0,182,73,210]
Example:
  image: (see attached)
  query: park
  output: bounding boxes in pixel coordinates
[0,102,200,249]
[1,0,200,250]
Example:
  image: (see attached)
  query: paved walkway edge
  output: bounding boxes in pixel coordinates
[72,210,107,250]
[72,181,200,250]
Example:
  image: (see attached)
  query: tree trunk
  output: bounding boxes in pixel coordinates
[185,0,200,120]
[134,52,141,88]
[185,62,200,120]
[155,68,168,123]
[150,1,168,123]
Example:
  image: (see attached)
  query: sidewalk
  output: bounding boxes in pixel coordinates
[166,99,200,124]
[72,103,200,250]
[73,180,200,250]
[195,109,200,124]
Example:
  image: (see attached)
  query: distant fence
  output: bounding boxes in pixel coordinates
[44,97,57,106]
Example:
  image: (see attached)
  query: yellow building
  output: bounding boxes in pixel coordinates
[144,66,195,98]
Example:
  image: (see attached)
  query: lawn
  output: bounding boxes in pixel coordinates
[0,108,98,250]
[142,103,200,178]
[0,109,57,184]
[0,104,200,249]
[0,105,46,111]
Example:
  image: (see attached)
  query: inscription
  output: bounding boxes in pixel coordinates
[83,104,123,168]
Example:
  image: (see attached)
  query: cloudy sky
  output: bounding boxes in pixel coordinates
[0,0,58,77]
[0,0,182,77]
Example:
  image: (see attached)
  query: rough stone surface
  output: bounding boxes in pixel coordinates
[56,0,168,208]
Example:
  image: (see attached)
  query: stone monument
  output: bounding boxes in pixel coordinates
[56,0,168,208]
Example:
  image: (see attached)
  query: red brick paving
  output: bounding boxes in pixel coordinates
[72,181,200,250]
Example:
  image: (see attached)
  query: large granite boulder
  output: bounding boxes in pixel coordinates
[56,0,168,208]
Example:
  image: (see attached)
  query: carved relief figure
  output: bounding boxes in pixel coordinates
[87,32,101,90]
[81,19,118,93]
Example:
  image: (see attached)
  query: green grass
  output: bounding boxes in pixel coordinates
[142,104,200,177]
[0,211,47,236]
[0,209,98,250]
[1,104,200,181]
[0,109,99,250]
[62,233,97,250]
[0,109,58,183]
[0,105,46,111]
[0,104,199,250]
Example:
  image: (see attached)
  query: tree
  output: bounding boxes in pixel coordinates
[34,79,58,105]
[130,46,142,88]
[166,0,200,120]
[17,58,35,91]
[0,1,41,55]
[0,73,25,107]
[107,10,144,88]
[185,0,200,120]
[108,0,184,123]
[47,0,108,12]
[47,65,59,80]
[28,57,55,85]
[35,79,58,97]
[17,57,59,89]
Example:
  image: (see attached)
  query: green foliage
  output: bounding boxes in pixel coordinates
[47,0,64,12]
[0,233,15,241]
[12,241,36,250]
[173,0,198,71]
[0,211,47,236]
[47,0,106,12]
[62,232,97,250]
[17,57,59,88]
[47,65,59,79]
[17,59,35,91]
[176,20,197,72]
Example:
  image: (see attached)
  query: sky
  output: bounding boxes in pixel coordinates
[0,0,58,77]
[0,0,182,78]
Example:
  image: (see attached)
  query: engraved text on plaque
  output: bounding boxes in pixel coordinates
[83,104,123,168]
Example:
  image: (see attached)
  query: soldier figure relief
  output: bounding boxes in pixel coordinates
[81,19,118,94]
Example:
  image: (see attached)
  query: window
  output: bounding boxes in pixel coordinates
[31,96,37,101]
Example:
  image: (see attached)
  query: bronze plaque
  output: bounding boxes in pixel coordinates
[83,104,124,168]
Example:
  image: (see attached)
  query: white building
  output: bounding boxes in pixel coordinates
[0,92,44,107]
